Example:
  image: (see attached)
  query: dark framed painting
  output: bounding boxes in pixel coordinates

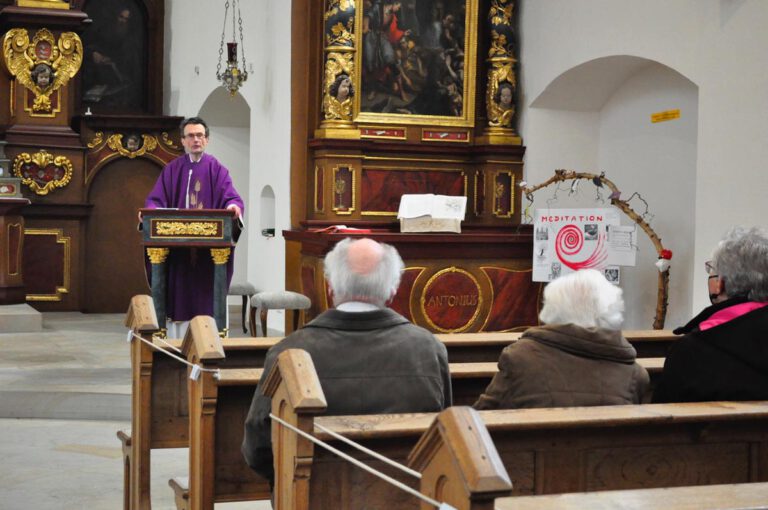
[355,0,478,126]
[80,0,148,112]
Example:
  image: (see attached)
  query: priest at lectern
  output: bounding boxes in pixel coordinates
[143,117,244,336]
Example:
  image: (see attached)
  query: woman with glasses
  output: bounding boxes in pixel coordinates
[654,227,768,403]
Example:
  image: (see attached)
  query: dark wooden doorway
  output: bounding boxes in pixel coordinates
[85,159,160,312]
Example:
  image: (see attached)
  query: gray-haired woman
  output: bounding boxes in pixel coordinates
[473,269,649,410]
[654,227,768,403]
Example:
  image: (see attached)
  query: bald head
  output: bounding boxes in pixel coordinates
[347,238,385,275]
[324,238,405,307]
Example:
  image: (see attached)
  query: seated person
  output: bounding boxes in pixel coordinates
[242,238,451,484]
[653,227,768,403]
[474,269,649,410]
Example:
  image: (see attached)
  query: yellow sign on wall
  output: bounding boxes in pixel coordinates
[651,109,681,123]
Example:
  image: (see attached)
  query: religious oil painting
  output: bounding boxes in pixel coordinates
[357,0,477,126]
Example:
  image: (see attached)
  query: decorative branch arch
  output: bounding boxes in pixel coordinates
[522,170,670,329]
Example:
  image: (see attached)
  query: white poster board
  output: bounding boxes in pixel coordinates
[533,208,637,282]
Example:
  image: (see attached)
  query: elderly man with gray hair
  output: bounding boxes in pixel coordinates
[474,268,649,410]
[242,237,451,485]
[654,227,768,403]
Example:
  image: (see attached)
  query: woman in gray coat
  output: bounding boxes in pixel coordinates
[474,269,649,410]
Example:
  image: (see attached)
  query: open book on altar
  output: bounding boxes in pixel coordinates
[397,194,467,233]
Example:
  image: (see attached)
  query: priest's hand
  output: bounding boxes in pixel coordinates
[226,203,242,219]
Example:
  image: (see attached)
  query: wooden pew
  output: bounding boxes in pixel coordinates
[266,348,513,510]
[123,296,281,509]
[494,482,768,509]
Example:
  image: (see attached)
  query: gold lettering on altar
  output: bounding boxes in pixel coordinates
[426,295,479,308]
[155,221,218,236]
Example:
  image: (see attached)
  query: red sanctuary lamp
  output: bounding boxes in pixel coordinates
[216,0,249,95]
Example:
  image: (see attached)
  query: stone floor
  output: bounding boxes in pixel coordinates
[0,310,275,509]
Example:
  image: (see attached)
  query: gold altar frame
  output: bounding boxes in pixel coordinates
[353,0,479,128]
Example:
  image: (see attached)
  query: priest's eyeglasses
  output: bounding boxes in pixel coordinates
[184,133,207,140]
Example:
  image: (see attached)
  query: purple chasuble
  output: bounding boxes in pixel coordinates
[145,153,244,321]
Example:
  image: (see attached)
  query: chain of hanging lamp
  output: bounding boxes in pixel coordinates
[216,0,248,95]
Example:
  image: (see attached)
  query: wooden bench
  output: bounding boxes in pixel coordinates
[123,296,282,509]
[265,345,768,509]
[495,482,768,509]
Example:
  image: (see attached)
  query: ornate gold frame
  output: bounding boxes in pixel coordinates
[25,228,71,302]
[360,166,467,216]
[23,88,61,118]
[13,150,73,196]
[352,0,479,128]
[420,266,483,333]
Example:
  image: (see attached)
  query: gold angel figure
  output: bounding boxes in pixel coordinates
[487,79,515,128]
[325,73,354,121]
[2,28,83,113]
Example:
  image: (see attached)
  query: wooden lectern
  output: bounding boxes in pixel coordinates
[140,208,241,334]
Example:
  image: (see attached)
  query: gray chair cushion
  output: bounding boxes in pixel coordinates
[229,281,258,296]
[251,291,311,310]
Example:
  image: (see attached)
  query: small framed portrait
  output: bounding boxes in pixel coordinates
[355,0,478,126]
[584,223,598,241]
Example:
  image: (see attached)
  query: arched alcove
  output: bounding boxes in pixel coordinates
[198,88,252,289]
[524,55,699,328]
[260,185,276,237]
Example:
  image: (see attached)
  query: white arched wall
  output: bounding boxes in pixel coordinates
[525,56,698,329]
[198,88,251,292]
[519,0,768,323]
[165,0,292,333]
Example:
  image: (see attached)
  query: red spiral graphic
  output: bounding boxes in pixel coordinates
[556,225,583,256]
[555,224,608,271]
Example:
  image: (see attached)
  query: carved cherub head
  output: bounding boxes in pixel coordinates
[31,63,55,89]
[329,73,354,102]
[494,82,514,110]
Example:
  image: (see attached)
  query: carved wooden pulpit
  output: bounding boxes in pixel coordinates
[140,208,241,334]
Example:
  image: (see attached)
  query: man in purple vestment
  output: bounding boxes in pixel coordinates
[143,117,244,329]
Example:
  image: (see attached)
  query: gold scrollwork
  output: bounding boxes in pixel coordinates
[155,221,218,237]
[87,131,104,149]
[13,150,73,196]
[25,228,71,302]
[160,132,181,150]
[2,28,83,114]
[489,0,514,27]
[486,56,516,128]
[210,248,231,265]
[106,133,159,159]
[146,247,169,264]
[323,52,355,122]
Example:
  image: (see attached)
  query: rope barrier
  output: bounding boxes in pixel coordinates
[127,331,220,381]
[270,413,456,510]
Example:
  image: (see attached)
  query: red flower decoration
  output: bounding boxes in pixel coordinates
[660,249,673,260]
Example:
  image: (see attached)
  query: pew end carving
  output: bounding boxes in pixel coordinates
[409,406,513,510]
[263,349,328,510]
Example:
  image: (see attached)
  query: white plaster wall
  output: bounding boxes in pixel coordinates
[598,65,698,329]
[520,0,768,322]
[165,0,292,333]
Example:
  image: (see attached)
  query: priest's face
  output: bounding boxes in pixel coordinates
[182,123,208,157]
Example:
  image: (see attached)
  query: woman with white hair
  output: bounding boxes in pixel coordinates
[653,227,768,403]
[473,269,649,410]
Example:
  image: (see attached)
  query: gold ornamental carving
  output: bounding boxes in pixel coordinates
[17,0,70,10]
[87,131,104,149]
[155,221,218,237]
[2,28,83,115]
[146,247,169,264]
[323,52,355,122]
[25,228,71,302]
[160,132,181,150]
[13,150,73,196]
[107,133,159,159]
[210,248,231,265]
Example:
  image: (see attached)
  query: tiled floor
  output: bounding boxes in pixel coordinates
[0,311,273,510]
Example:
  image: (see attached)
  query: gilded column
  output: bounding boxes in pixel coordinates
[210,248,231,335]
[315,0,360,139]
[478,0,521,145]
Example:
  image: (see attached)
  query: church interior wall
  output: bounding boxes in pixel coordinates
[160,0,766,331]
[520,0,767,325]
